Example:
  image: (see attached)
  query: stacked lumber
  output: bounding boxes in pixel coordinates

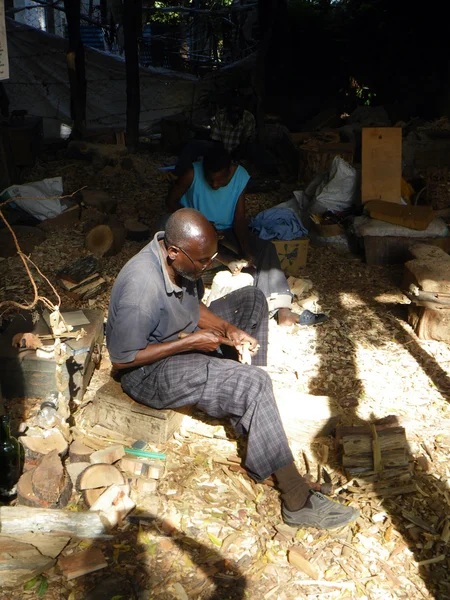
[336,423,414,498]
[57,255,106,300]
[403,243,450,340]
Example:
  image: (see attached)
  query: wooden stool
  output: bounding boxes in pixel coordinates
[86,378,189,444]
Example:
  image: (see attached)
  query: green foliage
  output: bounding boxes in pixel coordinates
[23,575,48,597]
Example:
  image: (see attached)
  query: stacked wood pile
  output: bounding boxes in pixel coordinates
[0,423,165,588]
[336,422,415,499]
[57,255,106,300]
[403,243,450,341]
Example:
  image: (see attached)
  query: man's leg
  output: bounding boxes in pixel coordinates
[121,352,358,528]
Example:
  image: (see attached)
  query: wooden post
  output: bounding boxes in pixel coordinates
[123,0,142,152]
[63,0,86,139]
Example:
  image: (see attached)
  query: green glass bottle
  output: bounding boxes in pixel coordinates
[0,415,24,497]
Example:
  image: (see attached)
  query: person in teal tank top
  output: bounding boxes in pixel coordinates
[167,147,327,327]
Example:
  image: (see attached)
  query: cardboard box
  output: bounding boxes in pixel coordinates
[272,239,309,276]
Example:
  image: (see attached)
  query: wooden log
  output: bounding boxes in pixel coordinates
[78,463,125,490]
[85,222,125,258]
[17,467,72,509]
[69,440,93,463]
[58,547,107,580]
[20,431,69,466]
[0,539,56,588]
[31,450,69,504]
[124,218,150,241]
[403,245,450,295]
[408,305,450,341]
[0,506,111,538]
[89,444,125,465]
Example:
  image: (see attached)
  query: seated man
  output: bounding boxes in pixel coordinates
[106,208,358,530]
[167,147,327,327]
[175,93,277,177]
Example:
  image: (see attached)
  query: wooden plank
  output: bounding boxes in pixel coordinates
[58,547,107,580]
[362,127,402,204]
[0,539,56,588]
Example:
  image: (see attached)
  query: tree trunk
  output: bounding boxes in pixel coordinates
[123,0,142,152]
[63,0,86,139]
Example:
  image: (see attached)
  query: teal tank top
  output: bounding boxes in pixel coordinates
[180,161,250,230]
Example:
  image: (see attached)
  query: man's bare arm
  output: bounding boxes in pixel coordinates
[166,168,194,213]
[112,329,224,370]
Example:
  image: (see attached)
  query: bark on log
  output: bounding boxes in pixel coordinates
[17,468,72,509]
[0,506,112,538]
[31,450,67,504]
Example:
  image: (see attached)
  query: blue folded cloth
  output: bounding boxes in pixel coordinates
[249,207,308,241]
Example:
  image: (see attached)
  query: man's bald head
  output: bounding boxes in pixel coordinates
[164,208,216,248]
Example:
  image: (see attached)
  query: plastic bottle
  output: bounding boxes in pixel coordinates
[0,414,24,497]
[36,392,59,429]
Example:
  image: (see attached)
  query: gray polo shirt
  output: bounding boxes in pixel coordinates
[106,232,203,364]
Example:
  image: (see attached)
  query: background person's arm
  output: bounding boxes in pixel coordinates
[166,168,194,212]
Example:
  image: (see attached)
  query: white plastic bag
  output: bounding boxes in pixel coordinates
[309,156,357,215]
[1,177,64,221]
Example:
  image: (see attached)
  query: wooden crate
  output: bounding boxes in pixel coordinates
[0,309,103,401]
[86,379,188,444]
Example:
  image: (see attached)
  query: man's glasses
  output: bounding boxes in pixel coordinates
[176,246,218,269]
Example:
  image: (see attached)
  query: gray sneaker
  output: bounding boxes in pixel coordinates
[282,490,359,530]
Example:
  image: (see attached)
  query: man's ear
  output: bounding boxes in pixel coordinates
[166,245,179,262]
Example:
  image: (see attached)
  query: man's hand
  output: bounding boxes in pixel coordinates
[178,330,228,353]
[224,324,259,360]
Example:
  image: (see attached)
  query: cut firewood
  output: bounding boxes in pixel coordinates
[31,449,68,504]
[124,218,150,241]
[89,484,133,513]
[89,444,125,465]
[83,487,106,508]
[66,462,90,487]
[69,439,94,463]
[17,465,72,509]
[94,489,136,529]
[58,547,108,580]
[20,430,69,466]
[0,506,111,538]
[78,463,125,490]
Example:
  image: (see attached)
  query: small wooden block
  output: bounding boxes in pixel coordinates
[31,450,66,504]
[58,547,108,580]
[90,444,125,465]
[132,478,158,494]
[89,484,131,513]
[119,457,164,480]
